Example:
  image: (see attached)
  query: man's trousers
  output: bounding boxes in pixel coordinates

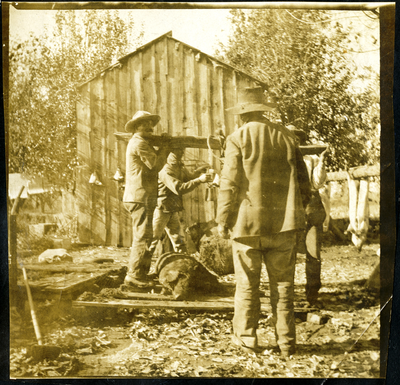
[232,231,296,351]
[149,208,186,254]
[124,202,155,280]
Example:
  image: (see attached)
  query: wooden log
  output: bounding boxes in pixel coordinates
[327,164,379,181]
[114,132,222,149]
[114,132,326,155]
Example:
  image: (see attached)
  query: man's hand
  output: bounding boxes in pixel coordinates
[198,173,212,183]
[217,224,230,239]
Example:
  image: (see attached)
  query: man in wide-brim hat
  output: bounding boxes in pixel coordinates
[225,86,277,115]
[123,110,171,288]
[216,87,311,356]
[125,111,161,134]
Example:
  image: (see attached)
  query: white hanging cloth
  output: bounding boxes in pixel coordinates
[346,173,370,251]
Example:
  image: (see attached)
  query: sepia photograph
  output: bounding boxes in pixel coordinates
[4,1,397,380]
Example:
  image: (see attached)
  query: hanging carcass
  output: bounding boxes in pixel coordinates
[345,173,370,251]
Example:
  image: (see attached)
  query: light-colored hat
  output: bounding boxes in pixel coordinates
[226,87,276,115]
[125,111,161,133]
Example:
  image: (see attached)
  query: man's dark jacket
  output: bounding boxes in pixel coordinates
[217,118,311,239]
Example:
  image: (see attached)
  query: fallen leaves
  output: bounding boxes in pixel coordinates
[10,244,382,378]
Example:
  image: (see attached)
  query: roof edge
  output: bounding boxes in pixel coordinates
[76,31,268,89]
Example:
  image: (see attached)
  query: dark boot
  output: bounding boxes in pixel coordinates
[305,255,321,305]
[126,247,155,287]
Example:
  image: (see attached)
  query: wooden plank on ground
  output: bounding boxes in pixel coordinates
[73,298,260,311]
[19,263,120,273]
[113,291,270,304]
[18,271,108,294]
[72,298,312,313]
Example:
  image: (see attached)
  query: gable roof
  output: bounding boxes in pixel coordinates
[77,31,268,89]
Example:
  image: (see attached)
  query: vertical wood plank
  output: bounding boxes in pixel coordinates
[75,165,92,242]
[76,83,91,242]
[132,53,144,111]
[169,39,185,135]
[119,62,129,131]
[187,50,201,226]
[223,68,235,137]
[129,55,137,115]
[103,69,117,246]
[182,47,196,227]
[89,77,106,244]
[142,47,155,117]
[204,60,215,222]
[102,72,113,246]
[215,66,225,175]
[158,38,169,133]
[76,83,91,164]
[232,71,240,134]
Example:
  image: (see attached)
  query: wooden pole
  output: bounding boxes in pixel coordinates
[9,186,25,307]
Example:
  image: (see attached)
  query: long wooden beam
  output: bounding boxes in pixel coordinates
[114,133,327,155]
[327,164,380,181]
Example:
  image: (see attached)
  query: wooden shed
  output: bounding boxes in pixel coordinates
[75,31,268,247]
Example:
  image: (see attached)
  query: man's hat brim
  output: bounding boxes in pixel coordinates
[226,103,276,115]
[125,114,160,132]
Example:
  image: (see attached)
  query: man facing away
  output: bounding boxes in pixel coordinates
[216,87,311,357]
[287,126,329,307]
[148,147,211,255]
[123,111,171,288]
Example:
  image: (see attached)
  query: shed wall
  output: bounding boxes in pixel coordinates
[76,35,263,246]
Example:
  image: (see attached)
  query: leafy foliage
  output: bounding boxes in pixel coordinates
[9,10,143,186]
[216,9,380,171]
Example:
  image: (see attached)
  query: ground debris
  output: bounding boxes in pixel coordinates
[11,244,381,378]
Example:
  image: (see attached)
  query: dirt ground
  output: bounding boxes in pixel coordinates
[10,241,381,379]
